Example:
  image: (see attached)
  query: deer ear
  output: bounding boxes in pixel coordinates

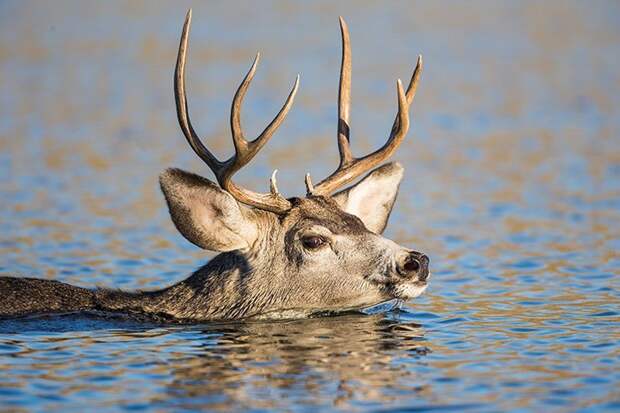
[159,168,259,251]
[332,162,404,234]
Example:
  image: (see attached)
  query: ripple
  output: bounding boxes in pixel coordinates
[590,311,618,317]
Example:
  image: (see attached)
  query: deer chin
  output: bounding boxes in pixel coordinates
[367,271,430,301]
[379,274,430,301]
[389,279,429,300]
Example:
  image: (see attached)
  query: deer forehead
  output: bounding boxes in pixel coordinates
[282,196,368,236]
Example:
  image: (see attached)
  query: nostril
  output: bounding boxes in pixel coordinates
[403,258,420,273]
[420,254,430,266]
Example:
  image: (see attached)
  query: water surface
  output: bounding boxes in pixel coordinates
[1,1,619,411]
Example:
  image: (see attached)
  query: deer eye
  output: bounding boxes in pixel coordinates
[301,235,325,250]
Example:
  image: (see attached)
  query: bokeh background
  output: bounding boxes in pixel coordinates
[0,1,618,412]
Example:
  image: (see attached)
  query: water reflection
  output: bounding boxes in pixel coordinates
[0,312,436,411]
[165,315,429,410]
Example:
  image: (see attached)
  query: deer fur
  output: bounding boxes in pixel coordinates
[0,11,430,321]
[0,163,429,321]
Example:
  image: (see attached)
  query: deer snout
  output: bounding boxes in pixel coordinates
[397,251,430,281]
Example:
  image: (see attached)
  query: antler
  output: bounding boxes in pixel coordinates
[309,17,423,196]
[175,9,298,213]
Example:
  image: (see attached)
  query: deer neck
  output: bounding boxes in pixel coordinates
[95,248,283,321]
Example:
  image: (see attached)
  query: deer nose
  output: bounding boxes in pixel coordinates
[397,251,430,280]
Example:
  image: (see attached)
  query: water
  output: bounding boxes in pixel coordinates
[1,1,619,411]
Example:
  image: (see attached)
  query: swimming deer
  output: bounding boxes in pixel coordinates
[0,10,429,321]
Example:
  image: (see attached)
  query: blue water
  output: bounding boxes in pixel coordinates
[1,1,619,411]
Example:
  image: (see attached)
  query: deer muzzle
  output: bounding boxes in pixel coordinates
[397,251,430,282]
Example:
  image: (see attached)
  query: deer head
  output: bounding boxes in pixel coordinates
[159,10,429,318]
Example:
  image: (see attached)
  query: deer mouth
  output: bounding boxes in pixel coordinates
[366,263,431,300]
[383,273,430,300]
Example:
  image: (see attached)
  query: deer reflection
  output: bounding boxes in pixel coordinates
[164,313,431,410]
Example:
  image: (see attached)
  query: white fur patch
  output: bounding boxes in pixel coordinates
[368,271,430,300]
[393,272,431,299]
[393,282,428,299]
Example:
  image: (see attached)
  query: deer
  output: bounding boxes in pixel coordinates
[0,10,429,322]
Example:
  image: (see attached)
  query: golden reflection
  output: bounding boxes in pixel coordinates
[162,315,428,410]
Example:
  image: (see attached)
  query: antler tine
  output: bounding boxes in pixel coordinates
[229,57,299,172]
[175,9,222,172]
[174,9,295,214]
[309,17,422,197]
[221,61,299,210]
[313,78,411,196]
[230,52,260,152]
[390,55,422,138]
[252,74,300,153]
[337,16,353,167]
